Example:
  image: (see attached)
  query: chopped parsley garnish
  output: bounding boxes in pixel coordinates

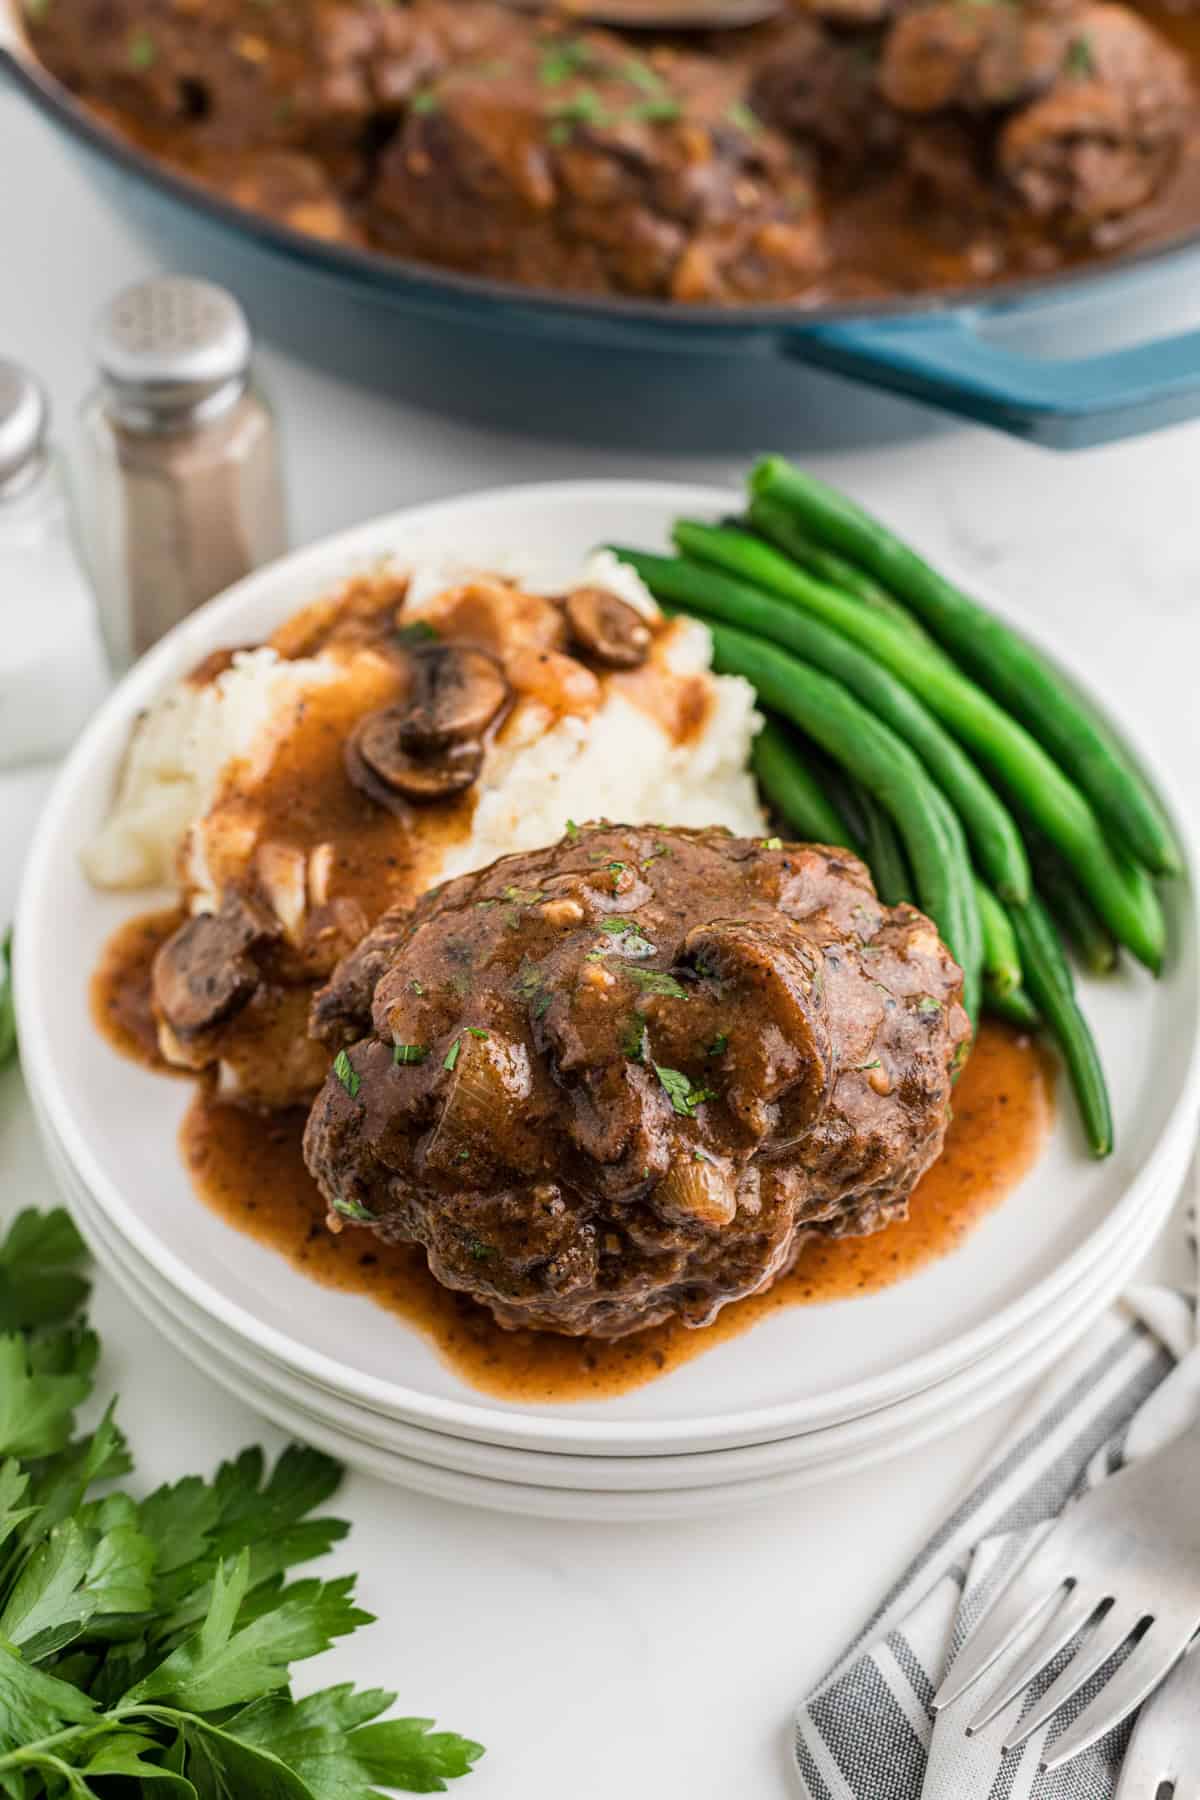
[641,844,670,866]
[608,861,626,875]
[628,967,689,1000]
[443,1038,462,1072]
[621,1016,648,1062]
[762,836,783,851]
[631,98,681,124]
[707,1032,729,1057]
[393,1043,429,1066]
[466,1236,494,1261]
[127,28,156,68]
[538,39,595,84]
[917,995,943,1015]
[409,89,441,115]
[502,885,543,906]
[395,616,438,641]
[1065,34,1094,75]
[549,89,610,132]
[725,100,760,133]
[623,58,666,95]
[597,917,656,959]
[654,1065,716,1118]
[566,818,580,838]
[467,1026,490,1039]
[515,959,552,1018]
[332,1049,360,1099]
[410,978,425,995]
[855,1058,882,1072]
[455,1149,471,1163]
[332,1194,376,1222]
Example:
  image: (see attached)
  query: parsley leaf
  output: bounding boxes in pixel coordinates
[393,1044,429,1066]
[0,1210,89,1334]
[227,1687,485,1795]
[628,968,688,1000]
[653,1066,716,1118]
[0,1329,96,1461]
[596,919,655,960]
[332,1051,360,1100]
[0,1213,484,1793]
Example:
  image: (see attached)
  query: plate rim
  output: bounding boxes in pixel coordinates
[17,477,1200,1450]
[47,1107,1175,1486]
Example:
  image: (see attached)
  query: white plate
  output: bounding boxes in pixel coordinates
[17,481,1200,1455]
[47,1120,1165,1521]
[47,1111,1175,1497]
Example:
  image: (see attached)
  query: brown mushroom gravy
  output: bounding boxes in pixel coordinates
[25,0,1200,307]
[94,909,1053,1400]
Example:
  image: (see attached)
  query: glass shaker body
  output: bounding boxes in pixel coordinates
[78,378,286,672]
[78,278,287,673]
[0,450,109,767]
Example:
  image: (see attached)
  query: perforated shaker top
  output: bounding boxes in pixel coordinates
[93,277,252,392]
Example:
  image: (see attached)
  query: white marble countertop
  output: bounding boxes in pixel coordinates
[3,82,1200,1800]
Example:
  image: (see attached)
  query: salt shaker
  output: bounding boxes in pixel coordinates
[78,277,287,672]
[0,362,108,767]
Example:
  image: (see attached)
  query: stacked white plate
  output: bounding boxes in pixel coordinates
[17,482,1200,1520]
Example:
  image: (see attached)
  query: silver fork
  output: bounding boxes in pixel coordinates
[932,1415,1200,1771]
[1115,1639,1200,1799]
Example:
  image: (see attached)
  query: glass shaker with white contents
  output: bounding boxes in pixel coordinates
[0,362,108,767]
[78,277,287,672]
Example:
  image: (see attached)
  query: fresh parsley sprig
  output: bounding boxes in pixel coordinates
[0,1208,483,1796]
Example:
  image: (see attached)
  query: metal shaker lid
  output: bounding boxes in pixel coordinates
[0,361,49,497]
[93,277,252,424]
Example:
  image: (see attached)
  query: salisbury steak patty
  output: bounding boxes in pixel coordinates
[303,825,969,1337]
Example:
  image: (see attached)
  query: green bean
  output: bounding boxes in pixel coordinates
[1007,895,1113,1158]
[640,528,1163,973]
[682,616,981,1021]
[923,782,981,1017]
[985,985,1040,1030]
[623,541,1030,904]
[853,783,913,906]
[1029,837,1119,977]
[975,878,1022,997]
[752,719,855,850]
[743,501,931,640]
[750,457,1182,879]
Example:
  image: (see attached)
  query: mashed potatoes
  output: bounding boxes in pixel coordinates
[85,553,764,910]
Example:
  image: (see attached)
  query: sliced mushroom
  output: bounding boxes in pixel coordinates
[351,705,483,804]
[564,587,653,670]
[400,645,509,750]
[151,894,278,1038]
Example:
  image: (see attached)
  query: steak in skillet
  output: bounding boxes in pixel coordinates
[303,824,969,1338]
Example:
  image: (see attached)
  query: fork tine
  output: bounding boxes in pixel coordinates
[1043,1624,1196,1771]
[934,1544,1069,1713]
[1003,1604,1137,1752]
[966,1585,1103,1734]
[1113,1685,1180,1800]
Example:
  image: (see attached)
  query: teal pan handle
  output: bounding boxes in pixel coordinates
[792,308,1200,449]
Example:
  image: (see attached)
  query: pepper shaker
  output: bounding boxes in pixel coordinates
[0,361,109,767]
[78,277,287,672]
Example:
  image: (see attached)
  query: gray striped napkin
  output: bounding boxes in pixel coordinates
[794,1196,1199,1800]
